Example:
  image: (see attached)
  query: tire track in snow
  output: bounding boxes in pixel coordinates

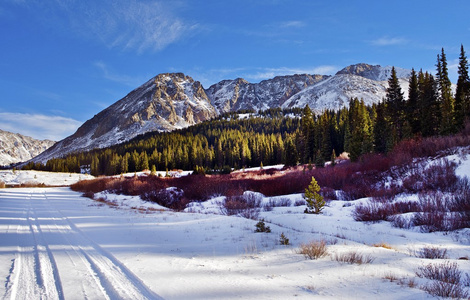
[27,192,65,300]
[41,189,163,300]
[3,191,62,300]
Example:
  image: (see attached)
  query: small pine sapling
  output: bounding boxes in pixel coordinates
[255,219,271,233]
[151,165,157,175]
[279,233,290,245]
[304,176,325,214]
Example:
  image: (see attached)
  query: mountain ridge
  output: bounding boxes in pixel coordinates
[0,130,55,166]
[30,63,411,164]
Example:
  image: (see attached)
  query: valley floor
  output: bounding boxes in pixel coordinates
[1,185,469,299]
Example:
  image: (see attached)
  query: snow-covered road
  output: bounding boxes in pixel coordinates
[0,188,161,300]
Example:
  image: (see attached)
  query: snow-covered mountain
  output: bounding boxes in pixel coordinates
[33,73,217,164]
[208,64,410,114]
[0,130,55,166]
[282,64,410,112]
[31,63,411,163]
[336,63,411,81]
[206,74,328,113]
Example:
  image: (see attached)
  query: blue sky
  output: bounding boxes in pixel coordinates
[1,0,469,140]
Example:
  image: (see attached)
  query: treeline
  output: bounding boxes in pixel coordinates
[23,46,470,175]
[24,108,303,175]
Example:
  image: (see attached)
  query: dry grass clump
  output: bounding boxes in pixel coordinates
[372,242,393,249]
[333,251,375,265]
[298,240,328,260]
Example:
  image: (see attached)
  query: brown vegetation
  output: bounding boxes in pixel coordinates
[72,129,470,214]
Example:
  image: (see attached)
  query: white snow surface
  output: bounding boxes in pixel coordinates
[0,170,94,186]
[1,153,470,299]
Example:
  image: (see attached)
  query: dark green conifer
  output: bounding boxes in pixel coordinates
[455,44,470,129]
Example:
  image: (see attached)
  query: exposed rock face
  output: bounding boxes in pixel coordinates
[206,74,328,113]
[0,130,55,166]
[33,73,217,164]
[31,63,412,163]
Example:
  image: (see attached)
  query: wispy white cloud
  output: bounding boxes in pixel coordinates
[371,36,408,46]
[12,0,195,53]
[279,20,306,28]
[0,112,81,141]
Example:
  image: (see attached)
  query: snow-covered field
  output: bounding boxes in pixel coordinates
[0,170,94,187]
[0,157,469,299]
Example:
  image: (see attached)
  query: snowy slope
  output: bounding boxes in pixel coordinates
[1,150,469,299]
[0,129,55,166]
[282,74,409,112]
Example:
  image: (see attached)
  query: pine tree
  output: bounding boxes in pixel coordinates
[304,176,325,214]
[373,101,387,153]
[347,98,373,161]
[284,136,298,167]
[385,67,405,147]
[91,154,100,176]
[455,44,470,129]
[437,48,456,135]
[407,68,420,135]
[300,105,315,163]
[419,71,440,137]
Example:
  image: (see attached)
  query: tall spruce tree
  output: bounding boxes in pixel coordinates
[385,67,405,148]
[419,71,440,137]
[300,105,315,163]
[373,101,388,153]
[436,48,456,135]
[455,44,470,129]
[407,68,420,135]
[346,98,373,161]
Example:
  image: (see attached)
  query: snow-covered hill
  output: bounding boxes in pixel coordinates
[0,129,55,166]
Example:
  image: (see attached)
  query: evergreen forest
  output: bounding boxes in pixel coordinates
[23,46,470,176]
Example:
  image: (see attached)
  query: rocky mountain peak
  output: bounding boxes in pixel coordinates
[336,63,411,81]
[32,72,217,164]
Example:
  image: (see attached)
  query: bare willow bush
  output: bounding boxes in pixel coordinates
[416,261,469,299]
